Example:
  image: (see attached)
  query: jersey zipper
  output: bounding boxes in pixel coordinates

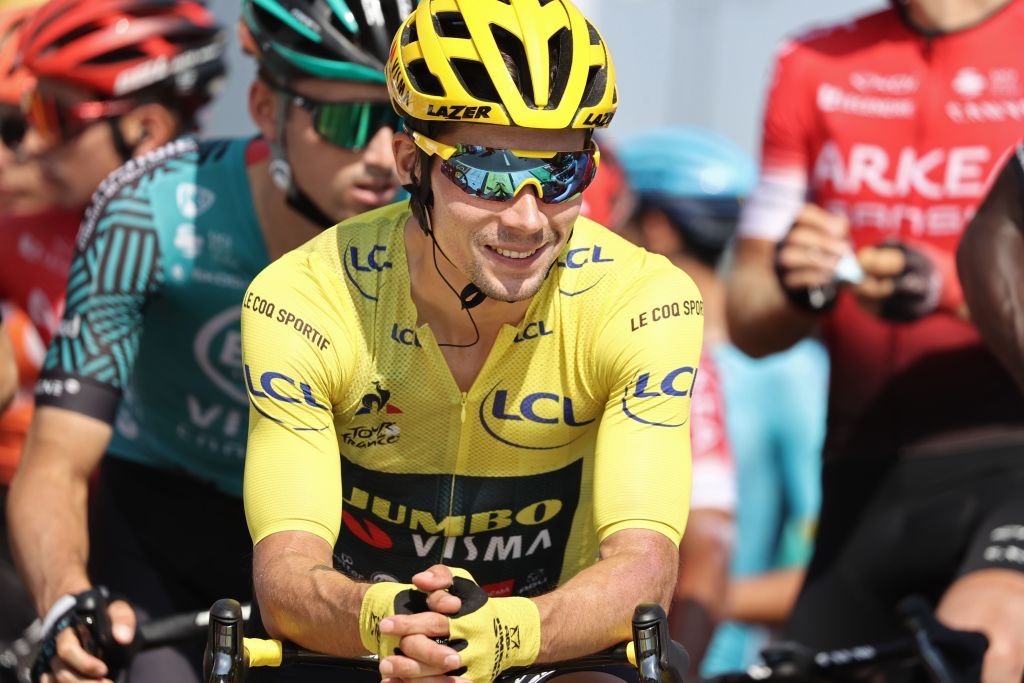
[460,392,467,423]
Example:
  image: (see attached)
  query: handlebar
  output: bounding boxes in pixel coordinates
[203,599,690,683]
[703,596,987,683]
[0,602,251,683]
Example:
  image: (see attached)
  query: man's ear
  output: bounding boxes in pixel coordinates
[122,103,180,155]
[392,131,419,186]
[249,78,281,142]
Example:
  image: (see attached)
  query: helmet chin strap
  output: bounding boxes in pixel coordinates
[403,151,487,349]
[107,117,137,164]
[269,96,336,230]
[404,150,488,312]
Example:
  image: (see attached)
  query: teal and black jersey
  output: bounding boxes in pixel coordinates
[37,137,269,496]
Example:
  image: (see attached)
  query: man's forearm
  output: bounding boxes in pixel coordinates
[727,568,805,626]
[254,534,371,657]
[671,510,732,671]
[531,529,678,662]
[9,442,92,614]
[726,239,815,358]
[9,408,113,614]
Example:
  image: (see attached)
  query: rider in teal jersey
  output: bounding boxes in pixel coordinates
[7,1,412,681]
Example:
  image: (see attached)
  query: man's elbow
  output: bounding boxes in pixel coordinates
[258,602,288,642]
[725,279,787,359]
[253,563,292,641]
[640,533,685,610]
[725,299,785,359]
[726,318,775,358]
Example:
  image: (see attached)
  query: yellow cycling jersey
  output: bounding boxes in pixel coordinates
[241,202,702,596]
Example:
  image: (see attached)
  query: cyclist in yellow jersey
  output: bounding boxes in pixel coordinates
[241,1,703,681]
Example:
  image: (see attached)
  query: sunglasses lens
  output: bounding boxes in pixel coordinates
[441,146,598,204]
[22,91,126,147]
[540,150,598,203]
[312,101,399,150]
[24,91,74,146]
[0,113,26,148]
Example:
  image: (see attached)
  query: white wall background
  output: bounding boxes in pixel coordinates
[201,0,259,140]
[201,0,885,155]
[575,0,884,153]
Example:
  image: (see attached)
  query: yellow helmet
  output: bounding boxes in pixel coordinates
[387,0,617,130]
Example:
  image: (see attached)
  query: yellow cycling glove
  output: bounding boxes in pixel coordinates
[357,569,541,682]
[445,568,541,682]
[358,580,425,657]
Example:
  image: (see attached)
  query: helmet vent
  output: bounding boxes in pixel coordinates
[328,12,353,38]
[579,64,605,108]
[546,27,571,110]
[489,23,534,106]
[586,20,601,46]
[0,27,17,51]
[450,57,500,102]
[88,45,147,65]
[341,0,371,38]
[435,12,470,39]
[407,58,445,96]
[403,20,418,45]
[51,22,98,50]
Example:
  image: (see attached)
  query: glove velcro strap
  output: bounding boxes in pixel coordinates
[358,581,420,655]
[450,596,540,672]
[446,568,541,680]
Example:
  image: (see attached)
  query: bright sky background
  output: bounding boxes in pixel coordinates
[202,0,884,158]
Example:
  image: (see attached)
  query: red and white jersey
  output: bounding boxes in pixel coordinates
[0,306,45,484]
[691,352,736,513]
[0,208,79,347]
[739,3,1024,459]
[0,207,79,483]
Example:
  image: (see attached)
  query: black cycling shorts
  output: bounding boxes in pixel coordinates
[89,456,254,683]
[784,443,1024,650]
[0,486,36,642]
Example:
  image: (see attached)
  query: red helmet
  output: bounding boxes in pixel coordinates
[580,140,635,232]
[19,0,226,105]
[0,1,42,106]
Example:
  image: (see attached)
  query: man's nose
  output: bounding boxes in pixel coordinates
[502,186,546,234]
[363,125,397,176]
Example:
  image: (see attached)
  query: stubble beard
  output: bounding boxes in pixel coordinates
[465,246,558,304]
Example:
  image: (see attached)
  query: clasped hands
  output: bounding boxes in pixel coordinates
[362,564,540,683]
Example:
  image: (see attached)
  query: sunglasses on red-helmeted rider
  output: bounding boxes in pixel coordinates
[22,89,136,147]
[0,107,25,148]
